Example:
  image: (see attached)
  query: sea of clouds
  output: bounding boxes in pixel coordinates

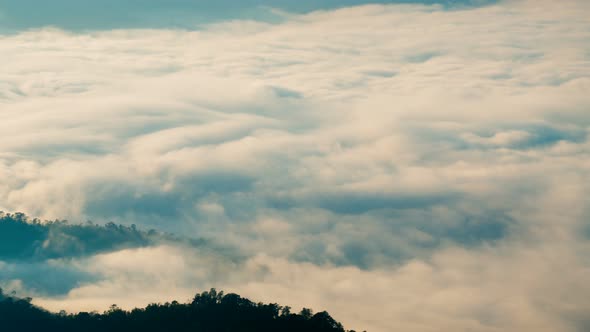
[0,1,589,331]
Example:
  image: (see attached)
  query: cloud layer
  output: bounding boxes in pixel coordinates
[0,1,589,331]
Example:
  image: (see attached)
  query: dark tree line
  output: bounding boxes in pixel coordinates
[0,288,363,332]
[0,211,157,261]
[0,211,218,263]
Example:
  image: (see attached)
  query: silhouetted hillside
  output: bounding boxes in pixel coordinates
[0,212,158,261]
[0,288,363,332]
[0,212,218,262]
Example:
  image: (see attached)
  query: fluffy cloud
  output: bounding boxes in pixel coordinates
[0,0,589,331]
[32,237,590,332]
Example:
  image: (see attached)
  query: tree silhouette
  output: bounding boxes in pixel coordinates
[0,288,360,332]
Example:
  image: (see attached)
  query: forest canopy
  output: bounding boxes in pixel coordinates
[0,287,362,332]
[0,211,213,262]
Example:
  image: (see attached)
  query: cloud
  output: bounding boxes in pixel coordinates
[30,237,590,332]
[0,1,589,331]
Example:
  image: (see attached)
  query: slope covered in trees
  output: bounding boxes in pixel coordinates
[0,288,362,332]
[0,212,155,261]
[0,212,214,262]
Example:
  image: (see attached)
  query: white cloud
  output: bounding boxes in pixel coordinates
[33,236,590,332]
[1,1,589,331]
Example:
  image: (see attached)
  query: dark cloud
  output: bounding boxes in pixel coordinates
[405,51,442,63]
[270,86,303,99]
[316,192,459,215]
[0,261,97,296]
[511,125,587,149]
[85,188,185,220]
[286,208,512,269]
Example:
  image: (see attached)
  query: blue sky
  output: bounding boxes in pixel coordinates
[0,0,496,30]
[0,1,589,332]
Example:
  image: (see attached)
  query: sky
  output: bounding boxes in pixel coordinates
[0,0,497,31]
[0,0,589,331]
